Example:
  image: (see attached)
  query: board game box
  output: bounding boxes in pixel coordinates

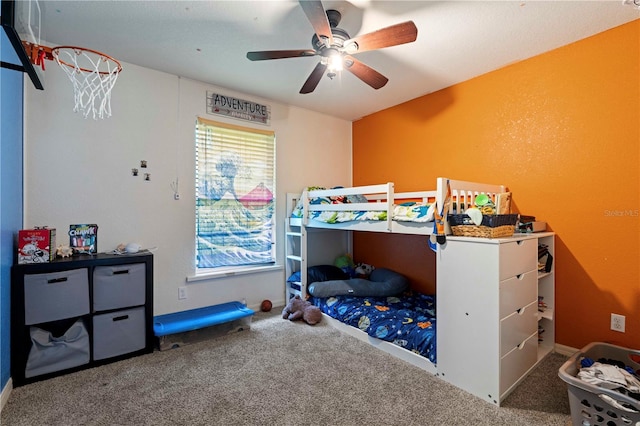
[17,228,56,264]
[69,224,98,254]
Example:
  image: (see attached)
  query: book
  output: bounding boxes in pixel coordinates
[17,227,56,263]
[69,224,98,254]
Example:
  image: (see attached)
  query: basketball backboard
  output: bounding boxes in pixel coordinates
[1,0,45,89]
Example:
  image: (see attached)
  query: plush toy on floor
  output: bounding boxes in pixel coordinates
[282,296,322,325]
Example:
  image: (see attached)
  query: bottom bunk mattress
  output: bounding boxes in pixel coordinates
[311,291,437,364]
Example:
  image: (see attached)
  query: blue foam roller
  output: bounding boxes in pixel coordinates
[153,301,254,337]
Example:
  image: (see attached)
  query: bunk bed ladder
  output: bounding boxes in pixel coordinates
[285,194,307,300]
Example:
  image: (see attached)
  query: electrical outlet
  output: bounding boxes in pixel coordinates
[611,313,625,333]
[178,286,187,300]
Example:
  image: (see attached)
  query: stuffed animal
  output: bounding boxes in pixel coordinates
[282,295,322,325]
[335,254,356,278]
[355,263,375,278]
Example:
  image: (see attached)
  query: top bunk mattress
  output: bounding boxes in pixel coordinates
[291,198,435,224]
[289,183,438,233]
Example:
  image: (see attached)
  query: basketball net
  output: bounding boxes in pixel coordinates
[51,46,122,119]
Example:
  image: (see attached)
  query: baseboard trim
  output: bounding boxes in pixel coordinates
[0,378,13,414]
[555,343,579,357]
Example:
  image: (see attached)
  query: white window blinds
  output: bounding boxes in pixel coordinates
[195,117,275,269]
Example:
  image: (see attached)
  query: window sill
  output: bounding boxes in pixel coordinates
[187,264,283,282]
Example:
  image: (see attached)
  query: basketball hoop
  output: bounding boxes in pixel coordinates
[51,46,122,119]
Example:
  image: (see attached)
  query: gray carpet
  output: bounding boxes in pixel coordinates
[1,309,571,425]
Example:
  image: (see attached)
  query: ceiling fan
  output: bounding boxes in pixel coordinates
[246,0,418,94]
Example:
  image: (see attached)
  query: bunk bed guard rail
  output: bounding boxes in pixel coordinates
[301,183,395,231]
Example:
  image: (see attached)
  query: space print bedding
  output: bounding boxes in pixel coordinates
[311,292,437,363]
[288,264,437,362]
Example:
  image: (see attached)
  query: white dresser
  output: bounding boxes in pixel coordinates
[436,232,555,405]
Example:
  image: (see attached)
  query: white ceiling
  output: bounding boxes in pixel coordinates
[27,1,640,121]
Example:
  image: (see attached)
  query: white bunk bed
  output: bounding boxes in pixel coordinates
[284,177,511,399]
[286,177,506,299]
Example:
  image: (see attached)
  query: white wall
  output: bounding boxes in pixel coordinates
[25,60,352,315]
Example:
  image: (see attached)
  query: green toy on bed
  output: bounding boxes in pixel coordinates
[334,254,356,277]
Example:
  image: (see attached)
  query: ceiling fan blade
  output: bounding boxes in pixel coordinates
[300,61,327,94]
[345,21,418,54]
[344,55,388,90]
[247,50,316,61]
[299,0,333,47]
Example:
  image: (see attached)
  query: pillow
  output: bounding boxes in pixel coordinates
[346,194,368,204]
[308,265,348,283]
[287,271,301,283]
[309,268,409,298]
[309,278,371,297]
[286,265,348,284]
[370,267,409,287]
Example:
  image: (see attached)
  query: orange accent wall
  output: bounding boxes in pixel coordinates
[352,21,639,350]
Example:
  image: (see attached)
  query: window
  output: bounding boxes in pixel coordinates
[195,117,275,269]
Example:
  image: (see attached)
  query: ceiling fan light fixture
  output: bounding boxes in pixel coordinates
[343,42,358,54]
[320,36,331,48]
[328,52,344,72]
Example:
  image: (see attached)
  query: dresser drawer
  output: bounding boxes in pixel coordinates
[499,270,537,319]
[93,263,146,311]
[93,307,145,360]
[24,268,90,325]
[500,332,538,394]
[500,301,537,357]
[499,239,537,280]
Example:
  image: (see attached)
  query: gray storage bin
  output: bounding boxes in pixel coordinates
[93,263,145,311]
[25,319,90,378]
[24,268,90,325]
[93,307,145,360]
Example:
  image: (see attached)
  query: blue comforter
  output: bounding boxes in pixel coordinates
[311,291,437,363]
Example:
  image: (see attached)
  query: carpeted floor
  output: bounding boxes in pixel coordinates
[1,309,571,425]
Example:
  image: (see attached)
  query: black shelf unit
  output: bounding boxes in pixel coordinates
[11,252,154,387]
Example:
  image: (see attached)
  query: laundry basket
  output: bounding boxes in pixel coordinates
[558,342,640,426]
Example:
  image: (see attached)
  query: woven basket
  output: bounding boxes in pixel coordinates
[448,214,519,238]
